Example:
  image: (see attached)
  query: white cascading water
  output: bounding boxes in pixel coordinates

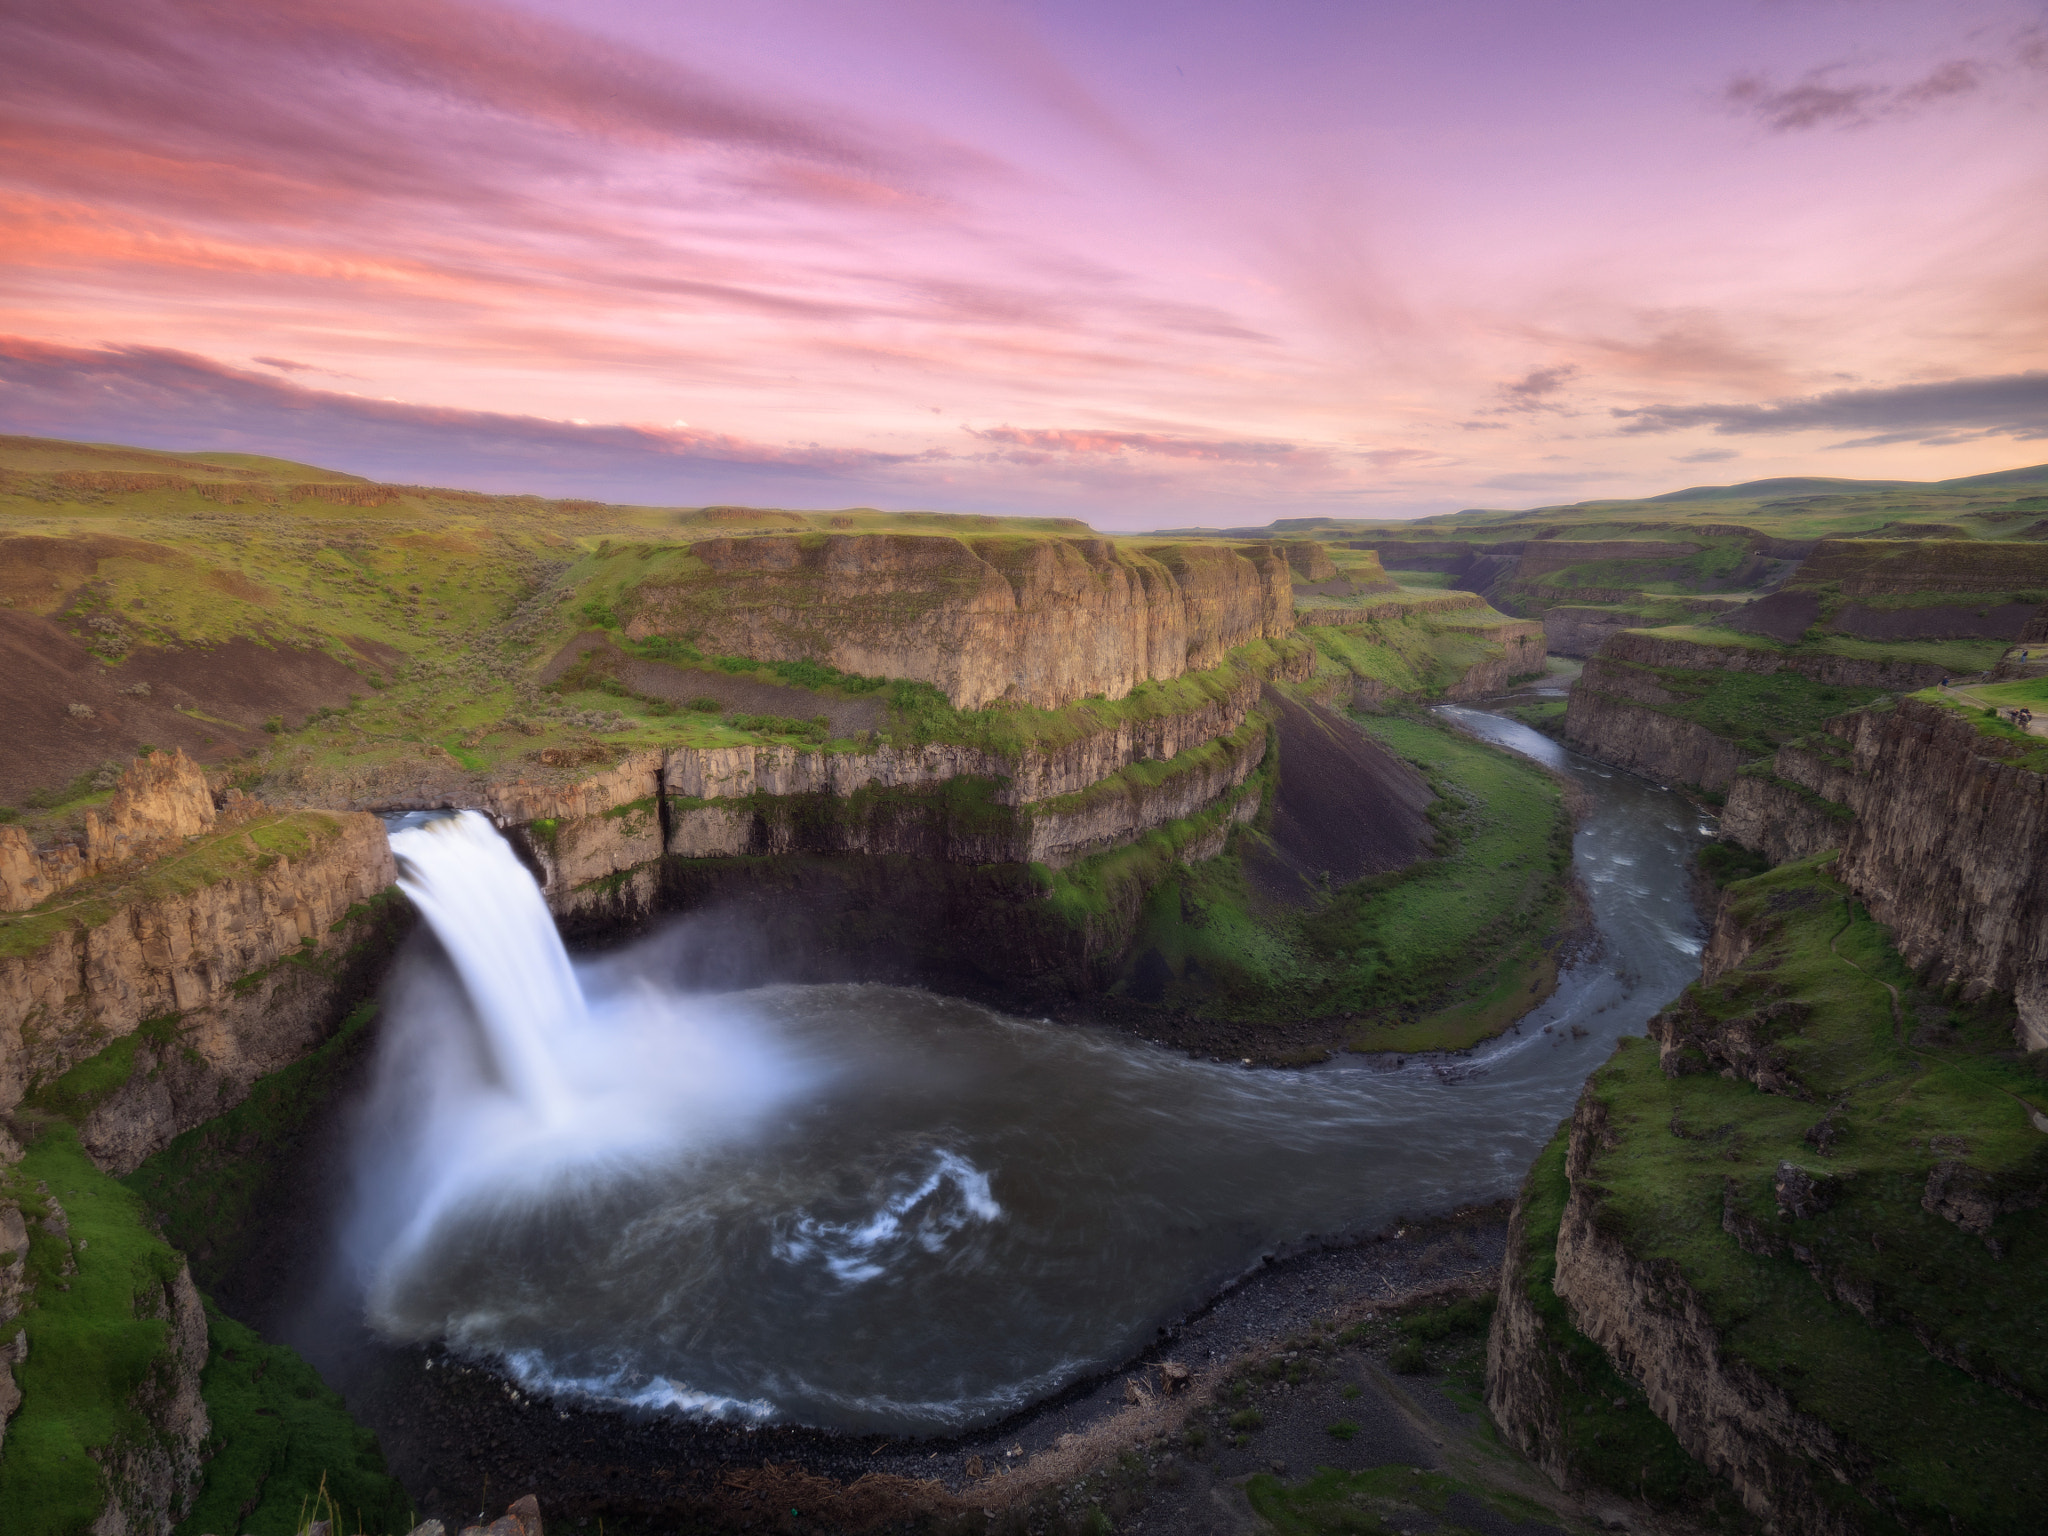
[331,745,1712,1434]
[350,811,837,1355]
[389,812,577,1121]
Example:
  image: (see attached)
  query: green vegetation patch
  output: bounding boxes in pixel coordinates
[1245,1464,1557,1536]
[1571,856,2048,1530]
[1310,613,1510,698]
[175,1304,411,1536]
[1501,1124,1744,1519]
[0,811,347,962]
[123,1001,381,1291]
[1590,658,1889,759]
[20,1014,184,1122]
[1645,623,2010,675]
[0,1125,200,1535]
[1105,710,1570,1043]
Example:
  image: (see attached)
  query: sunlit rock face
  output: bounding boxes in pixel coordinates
[622,533,1294,710]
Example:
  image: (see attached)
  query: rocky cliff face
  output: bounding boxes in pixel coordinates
[1592,632,1947,690]
[622,533,1294,709]
[1546,1105,1867,1535]
[1838,704,2044,1048]
[0,750,224,912]
[89,1260,211,1536]
[0,810,400,1172]
[1445,621,1547,698]
[1720,700,2048,1048]
[1561,631,1951,793]
[1562,684,1749,791]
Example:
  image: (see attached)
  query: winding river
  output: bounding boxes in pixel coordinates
[339,707,1711,1437]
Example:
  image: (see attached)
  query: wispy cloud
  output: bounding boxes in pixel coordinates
[964,426,1303,464]
[0,335,939,492]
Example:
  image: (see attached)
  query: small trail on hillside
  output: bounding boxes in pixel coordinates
[1828,899,1903,1045]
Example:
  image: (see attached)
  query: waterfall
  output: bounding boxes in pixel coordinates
[388,811,578,1122]
[351,811,829,1336]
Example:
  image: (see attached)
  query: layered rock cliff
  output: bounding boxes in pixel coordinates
[1562,685,1750,792]
[1563,631,1943,793]
[1724,700,2048,1049]
[1,750,222,913]
[1491,858,2048,1534]
[1545,1101,1870,1535]
[0,805,400,1172]
[622,533,1294,709]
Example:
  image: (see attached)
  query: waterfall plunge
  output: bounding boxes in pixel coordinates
[350,811,832,1344]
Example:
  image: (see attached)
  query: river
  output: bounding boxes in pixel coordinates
[336,707,1712,1437]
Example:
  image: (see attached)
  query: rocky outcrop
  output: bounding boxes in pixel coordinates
[1720,700,2048,1047]
[1562,686,1750,791]
[1444,620,1547,698]
[623,534,1294,710]
[1721,775,1853,866]
[0,811,401,1171]
[1,750,225,912]
[1482,1195,1575,1490]
[1545,1100,1870,1536]
[1832,704,2048,1049]
[90,1260,210,1536]
[1561,631,1953,793]
[1540,607,1640,659]
[1591,632,1948,691]
[1795,538,2048,596]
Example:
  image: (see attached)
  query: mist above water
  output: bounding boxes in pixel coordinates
[349,716,1711,1435]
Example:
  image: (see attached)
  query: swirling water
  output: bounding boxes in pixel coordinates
[348,711,1711,1435]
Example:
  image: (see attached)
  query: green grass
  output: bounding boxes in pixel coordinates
[123,1001,381,1291]
[1587,659,1890,759]
[1567,856,2048,1530]
[1244,1465,1559,1536]
[1101,709,1569,1042]
[175,1305,411,1536]
[1310,613,1511,696]
[0,811,348,962]
[0,1126,201,1535]
[1640,624,2010,675]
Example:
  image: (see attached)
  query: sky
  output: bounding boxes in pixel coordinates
[1,0,2045,526]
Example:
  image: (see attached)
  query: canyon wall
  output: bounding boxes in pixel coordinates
[1724,700,2048,1050]
[1562,632,1950,793]
[623,533,1294,710]
[1540,1100,1871,1535]
[1444,620,1547,698]
[1562,681,1750,792]
[0,806,401,1173]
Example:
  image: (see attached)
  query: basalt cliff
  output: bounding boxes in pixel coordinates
[1724,698,2048,1050]
[623,533,1294,710]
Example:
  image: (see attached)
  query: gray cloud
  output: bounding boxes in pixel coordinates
[1676,448,1740,463]
[1726,58,1985,132]
[1487,364,1581,416]
[1612,370,2048,444]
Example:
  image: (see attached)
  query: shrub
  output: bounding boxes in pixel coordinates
[263,715,284,734]
[1229,1408,1264,1432]
[1388,1340,1429,1374]
[1326,1420,1360,1442]
[689,696,723,712]
[66,702,93,720]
